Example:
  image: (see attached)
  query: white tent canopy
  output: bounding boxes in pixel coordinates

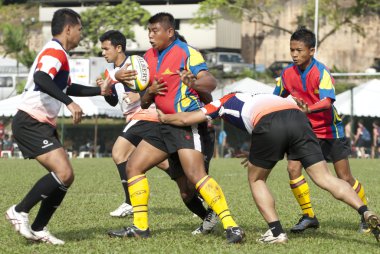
[0,94,123,118]
[212,77,275,99]
[335,79,380,117]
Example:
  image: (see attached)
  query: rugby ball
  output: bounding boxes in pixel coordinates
[125,55,150,91]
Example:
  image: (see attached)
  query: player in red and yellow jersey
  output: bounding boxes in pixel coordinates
[98,30,215,227]
[156,92,380,244]
[109,12,244,244]
[274,27,369,233]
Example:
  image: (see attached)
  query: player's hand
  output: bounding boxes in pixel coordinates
[67,102,83,124]
[147,77,167,96]
[99,77,113,96]
[122,91,140,104]
[115,63,137,85]
[177,70,196,88]
[236,152,249,168]
[292,97,310,113]
[156,109,167,123]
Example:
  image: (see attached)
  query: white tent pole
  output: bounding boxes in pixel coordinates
[314,0,319,56]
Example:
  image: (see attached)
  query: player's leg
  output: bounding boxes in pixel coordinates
[108,140,168,238]
[178,148,244,243]
[27,148,74,245]
[287,159,319,233]
[162,154,209,220]
[109,135,138,217]
[305,160,380,241]
[325,137,369,233]
[248,162,288,244]
[6,111,66,244]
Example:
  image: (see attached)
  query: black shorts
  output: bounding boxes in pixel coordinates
[165,125,215,179]
[11,110,62,159]
[318,138,351,163]
[144,122,207,154]
[120,120,160,147]
[249,109,324,169]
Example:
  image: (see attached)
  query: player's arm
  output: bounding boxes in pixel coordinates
[33,71,83,124]
[179,70,216,104]
[293,97,332,113]
[157,109,207,126]
[140,78,167,109]
[273,76,289,97]
[34,71,74,105]
[96,76,118,106]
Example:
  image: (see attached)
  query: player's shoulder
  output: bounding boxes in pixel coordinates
[312,59,331,73]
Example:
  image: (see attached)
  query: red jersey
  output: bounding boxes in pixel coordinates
[144,38,208,114]
[273,58,344,139]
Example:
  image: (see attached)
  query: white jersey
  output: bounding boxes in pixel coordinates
[18,39,71,126]
[105,61,141,118]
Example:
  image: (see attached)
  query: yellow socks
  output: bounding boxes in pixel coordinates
[353,179,367,205]
[128,174,149,230]
[290,175,315,218]
[196,176,237,229]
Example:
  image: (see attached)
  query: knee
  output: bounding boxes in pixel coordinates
[55,170,75,187]
[287,165,303,179]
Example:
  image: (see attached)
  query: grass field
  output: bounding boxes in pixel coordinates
[1,158,379,253]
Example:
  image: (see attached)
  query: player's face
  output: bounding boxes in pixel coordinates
[101,40,119,63]
[68,19,82,50]
[148,22,174,51]
[290,40,315,71]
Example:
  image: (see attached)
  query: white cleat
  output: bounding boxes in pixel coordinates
[192,208,218,235]
[31,227,65,245]
[257,229,288,244]
[110,202,133,217]
[5,205,37,240]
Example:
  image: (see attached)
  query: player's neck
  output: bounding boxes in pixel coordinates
[115,54,127,67]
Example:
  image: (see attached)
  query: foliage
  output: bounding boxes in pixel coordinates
[298,0,380,46]
[0,24,26,71]
[1,158,380,253]
[193,0,380,48]
[193,0,291,33]
[80,0,150,55]
[18,47,37,68]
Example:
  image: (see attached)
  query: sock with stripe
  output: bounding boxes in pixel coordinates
[128,174,149,230]
[15,172,63,213]
[31,184,68,231]
[195,175,237,229]
[268,221,285,237]
[289,175,315,218]
[116,161,131,205]
[353,179,368,205]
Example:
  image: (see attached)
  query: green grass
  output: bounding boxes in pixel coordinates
[1,158,379,253]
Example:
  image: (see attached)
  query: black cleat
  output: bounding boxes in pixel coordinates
[364,211,380,242]
[226,226,245,244]
[290,215,320,233]
[108,225,150,239]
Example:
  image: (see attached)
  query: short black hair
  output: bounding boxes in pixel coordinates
[148,12,175,30]
[51,8,81,36]
[99,30,127,52]
[290,26,316,48]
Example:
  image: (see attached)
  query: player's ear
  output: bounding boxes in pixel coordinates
[167,27,175,39]
[310,47,315,56]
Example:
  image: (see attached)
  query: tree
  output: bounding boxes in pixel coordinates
[298,0,380,46]
[193,0,380,64]
[0,22,37,69]
[0,23,26,74]
[81,0,150,55]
